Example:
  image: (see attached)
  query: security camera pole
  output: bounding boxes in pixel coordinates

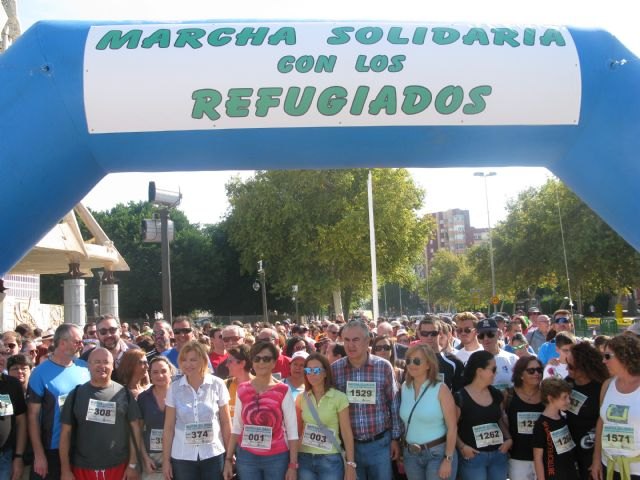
[148,182,182,324]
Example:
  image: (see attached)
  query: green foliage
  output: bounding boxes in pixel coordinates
[426,250,475,310]
[225,169,431,312]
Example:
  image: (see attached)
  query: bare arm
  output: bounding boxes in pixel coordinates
[223,434,239,480]
[533,447,545,479]
[11,413,27,480]
[162,406,176,480]
[438,384,457,477]
[59,423,74,480]
[218,404,232,450]
[28,402,48,478]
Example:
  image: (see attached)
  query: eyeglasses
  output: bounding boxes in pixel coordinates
[173,328,192,335]
[525,367,544,375]
[223,336,241,343]
[486,366,497,373]
[603,352,616,361]
[373,345,392,352]
[304,367,325,375]
[294,344,307,352]
[87,330,97,336]
[69,339,83,346]
[328,330,339,335]
[139,359,149,366]
[6,343,17,350]
[406,357,422,366]
[554,317,571,324]
[457,328,474,335]
[478,332,496,340]
[98,327,118,335]
[253,355,274,363]
[419,331,439,337]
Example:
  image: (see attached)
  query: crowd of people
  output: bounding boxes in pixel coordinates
[0,307,639,480]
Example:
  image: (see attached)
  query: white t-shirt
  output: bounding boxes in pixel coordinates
[493,349,519,390]
[454,345,483,365]
[543,362,569,380]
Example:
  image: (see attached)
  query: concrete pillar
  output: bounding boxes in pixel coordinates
[64,278,86,326]
[100,283,119,319]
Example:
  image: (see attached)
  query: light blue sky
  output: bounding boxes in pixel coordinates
[12,0,638,227]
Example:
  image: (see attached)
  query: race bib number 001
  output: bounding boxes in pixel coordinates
[602,424,635,451]
[346,381,376,404]
[241,425,273,450]
[185,422,214,445]
[472,423,503,448]
[302,424,333,451]
[516,412,541,435]
[86,399,116,424]
[150,429,163,451]
[551,425,575,454]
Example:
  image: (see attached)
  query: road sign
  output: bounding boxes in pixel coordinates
[491,296,500,305]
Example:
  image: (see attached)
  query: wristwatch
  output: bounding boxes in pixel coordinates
[346,461,357,468]
[128,464,137,469]
[444,454,454,462]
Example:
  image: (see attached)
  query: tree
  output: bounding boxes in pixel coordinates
[225,169,431,317]
[426,250,475,311]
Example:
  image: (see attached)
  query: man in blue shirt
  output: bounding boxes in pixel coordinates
[537,310,573,365]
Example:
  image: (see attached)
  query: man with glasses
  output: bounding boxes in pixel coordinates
[28,324,90,480]
[256,328,291,379]
[453,312,484,365]
[537,309,574,365]
[526,313,551,354]
[476,318,518,391]
[208,327,228,369]
[331,320,401,480]
[416,318,464,391]
[162,316,213,374]
[2,331,21,357]
[80,314,138,377]
[376,321,407,360]
[325,322,340,342]
[214,325,245,379]
[145,320,173,362]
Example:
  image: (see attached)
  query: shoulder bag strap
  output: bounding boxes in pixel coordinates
[404,382,431,440]
[303,392,344,455]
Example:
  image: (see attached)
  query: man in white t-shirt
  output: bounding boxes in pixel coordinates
[453,312,484,365]
[477,318,518,391]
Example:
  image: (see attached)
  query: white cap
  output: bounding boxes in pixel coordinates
[290,351,309,362]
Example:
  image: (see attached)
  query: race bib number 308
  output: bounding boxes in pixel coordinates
[86,399,116,424]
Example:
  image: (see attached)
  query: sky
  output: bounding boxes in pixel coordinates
[13,0,639,229]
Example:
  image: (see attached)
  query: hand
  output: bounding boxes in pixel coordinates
[590,462,603,480]
[548,358,560,366]
[124,466,140,480]
[143,455,156,474]
[163,461,173,480]
[438,459,452,479]
[223,461,234,480]
[34,452,48,478]
[60,469,75,480]
[11,458,24,480]
[344,464,357,480]
[498,438,513,454]
[284,467,297,480]
[461,444,479,460]
[390,439,401,461]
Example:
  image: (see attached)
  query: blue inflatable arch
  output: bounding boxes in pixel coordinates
[1,20,639,275]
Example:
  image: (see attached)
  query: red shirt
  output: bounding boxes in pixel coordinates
[272,354,291,380]
[208,351,228,369]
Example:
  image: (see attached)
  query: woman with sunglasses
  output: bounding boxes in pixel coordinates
[224,340,298,480]
[225,345,253,419]
[505,355,544,480]
[163,341,231,480]
[295,353,355,480]
[117,349,150,399]
[400,344,458,480]
[138,356,175,480]
[371,335,403,384]
[565,342,608,479]
[455,351,511,480]
[591,335,640,480]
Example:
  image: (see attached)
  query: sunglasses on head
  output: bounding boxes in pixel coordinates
[173,328,193,335]
[304,367,325,375]
[98,327,118,335]
[419,331,439,337]
[525,367,543,375]
[457,327,474,335]
[406,357,423,366]
[478,332,496,340]
[253,355,274,363]
[373,344,392,352]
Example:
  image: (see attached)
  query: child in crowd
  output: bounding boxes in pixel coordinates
[533,378,579,480]
[543,332,576,379]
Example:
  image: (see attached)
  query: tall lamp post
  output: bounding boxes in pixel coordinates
[258,260,268,323]
[474,172,497,313]
[292,285,299,324]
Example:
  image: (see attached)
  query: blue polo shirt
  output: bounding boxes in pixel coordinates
[537,339,559,366]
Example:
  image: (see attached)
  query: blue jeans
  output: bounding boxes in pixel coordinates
[403,442,458,480]
[354,431,393,480]
[298,452,344,480]
[170,454,224,480]
[458,450,508,480]
[0,448,12,480]
[235,447,288,480]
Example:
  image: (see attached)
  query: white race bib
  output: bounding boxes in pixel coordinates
[516,412,541,435]
[86,399,116,424]
[346,381,376,404]
[58,394,68,409]
[185,422,214,445]
[150,428,163,451]
[241,425,273,449]
[602,424,635,451]
[0,395,13,417]
[472,423,503,448]
[568,390,588,415]
[437,373,445,384]
[550,425,575,454]
[301,424,333,451]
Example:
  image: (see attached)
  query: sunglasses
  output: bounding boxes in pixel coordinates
[554,317,571,324]
[304,367,325,375]
[457,328,474,335]
[373,345,392,352]
[478,332,496,340]
[406,357,423,366]
[294,344,307,351]
[98,327,118,335]
[223,335,241,343]
[487,366,497,373]
[87,331,97,336]
[525,367,544,375]
[6,343,17,350]
[253,355,274,363]
[512,343,528,351]
[419,331,439,337]
[603,352,616,361]
[173,328,193,335]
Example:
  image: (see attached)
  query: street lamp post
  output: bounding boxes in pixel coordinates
[292,285,299,324]
[474,172,497,313]
[258,260,268,323]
